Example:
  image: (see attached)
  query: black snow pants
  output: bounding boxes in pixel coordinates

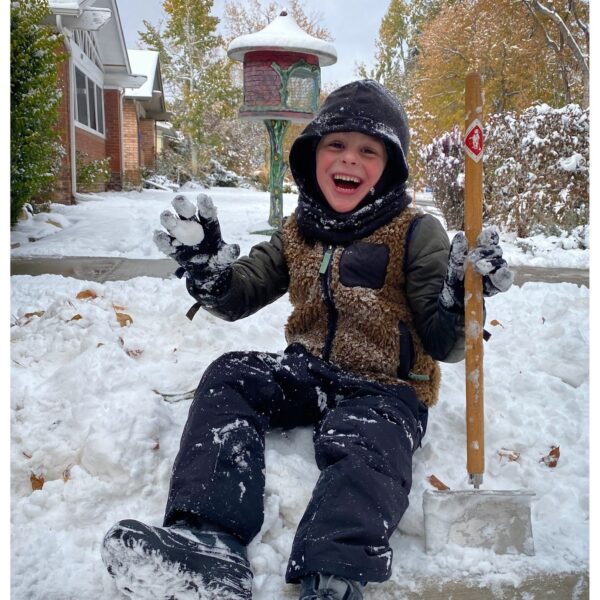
[163,343,428,583]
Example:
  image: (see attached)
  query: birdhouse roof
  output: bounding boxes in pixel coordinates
[227,11,337,66]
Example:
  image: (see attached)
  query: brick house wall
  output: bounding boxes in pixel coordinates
[104,89,123,190]
[139,119,156,170]
[122,98,141,185]
[75,127,107,192]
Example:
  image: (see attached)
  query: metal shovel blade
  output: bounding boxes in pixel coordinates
[423,489,535,555]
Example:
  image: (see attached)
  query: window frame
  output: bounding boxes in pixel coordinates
[72,38,105,138]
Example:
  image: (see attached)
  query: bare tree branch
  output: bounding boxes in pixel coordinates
[524,0,589,76]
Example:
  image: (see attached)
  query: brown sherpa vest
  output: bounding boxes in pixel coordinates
[283,208,441,407]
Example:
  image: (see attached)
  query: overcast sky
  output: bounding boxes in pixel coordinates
[116,0,389,88]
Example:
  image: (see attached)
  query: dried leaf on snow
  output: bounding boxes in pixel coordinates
[76,289,97,300]
[540,445,560,468]
[24,311,45,319]
[490,319,504,328]
[427,474,450,491]
[30,474,44,491]
[115,312,133,327]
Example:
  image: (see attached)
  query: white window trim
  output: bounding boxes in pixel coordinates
[73,63,106,139]
[71,31,106,138]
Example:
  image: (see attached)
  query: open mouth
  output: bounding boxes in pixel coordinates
[332,174,362,191]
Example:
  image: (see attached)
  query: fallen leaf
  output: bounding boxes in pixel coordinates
[63,468,71,482]
[427,474,450,491]
[153,440,160,451]
[30,474,44,491]
[113,304,127,312]
[24,311,45,319]
[116,312,133,327]
[490,319,504,328]
[76,289,97,300]
[498,448,520,462]
[69,314,82,322]
[540,445,560,468]
[126,348,143,358]
[47,219,63,228]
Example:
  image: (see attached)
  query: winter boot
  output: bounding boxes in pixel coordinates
[101,519,252,599]
[299,573,364,600]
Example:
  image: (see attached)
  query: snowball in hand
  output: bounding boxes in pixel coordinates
[159,209,205,246]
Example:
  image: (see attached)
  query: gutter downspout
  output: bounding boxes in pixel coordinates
[56,15,78,201]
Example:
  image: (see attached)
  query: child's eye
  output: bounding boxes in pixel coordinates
[328,141,344,149]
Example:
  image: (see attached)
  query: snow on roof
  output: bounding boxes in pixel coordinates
[124,50,159,98]
[227,11,337,66]
[48,0,83,7]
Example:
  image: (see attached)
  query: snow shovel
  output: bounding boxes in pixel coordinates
[422,72,535,556]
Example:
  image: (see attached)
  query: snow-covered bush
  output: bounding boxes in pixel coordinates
[75,152,110,192]
[485,104,589,237]
[421,104,589,237]
[152,144,194,186]
[421,125,465,229]
[205,158,243,187]
[11,0,64,225]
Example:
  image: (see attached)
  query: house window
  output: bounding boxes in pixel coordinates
[74,66,105,135]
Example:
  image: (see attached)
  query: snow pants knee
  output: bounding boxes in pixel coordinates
[163,344,428,584]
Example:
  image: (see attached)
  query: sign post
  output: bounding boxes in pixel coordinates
[464,72,485,488]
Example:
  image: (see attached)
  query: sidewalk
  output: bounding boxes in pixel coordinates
[10,256,590,287]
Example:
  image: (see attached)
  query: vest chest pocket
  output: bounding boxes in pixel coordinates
[397,322,415,380]
[339,242,390,289]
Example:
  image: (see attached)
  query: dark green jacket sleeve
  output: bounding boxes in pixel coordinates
[189,230,289,322]
[405,214,465,363]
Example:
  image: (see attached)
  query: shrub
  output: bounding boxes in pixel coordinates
[421,125,465,230]
[11,0,64,225]
[75,152,110,192]
[485,104,589,237]
[422,104,589,237]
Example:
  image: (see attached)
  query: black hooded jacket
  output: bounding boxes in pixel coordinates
[188,80,465,365]
[290,79,413,245]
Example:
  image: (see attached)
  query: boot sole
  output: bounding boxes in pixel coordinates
[101,521,252,600]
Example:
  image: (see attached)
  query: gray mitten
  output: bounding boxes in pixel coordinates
[439,231,468,312]
[468,228,514,297]
[440,227,514,312]
[153,194,240,298]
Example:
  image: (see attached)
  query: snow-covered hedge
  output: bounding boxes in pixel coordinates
[421,125,464,230]
[422,104,589,237]
[11,0,64,224]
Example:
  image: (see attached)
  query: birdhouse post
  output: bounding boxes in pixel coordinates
[227,11,337,231]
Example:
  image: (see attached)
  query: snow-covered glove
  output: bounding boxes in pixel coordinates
[153,193,240,299]
[439,227,514,312]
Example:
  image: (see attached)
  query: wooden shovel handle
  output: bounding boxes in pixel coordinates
[464,72,485,485]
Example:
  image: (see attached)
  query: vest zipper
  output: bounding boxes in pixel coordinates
[320,244,337,361]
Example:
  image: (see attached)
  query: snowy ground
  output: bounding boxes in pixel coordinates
[11,188,590,269]
[10,188,590,599]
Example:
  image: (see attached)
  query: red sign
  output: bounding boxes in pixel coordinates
[465,119,484,162]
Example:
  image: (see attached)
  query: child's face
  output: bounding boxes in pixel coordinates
[316,131,388,213]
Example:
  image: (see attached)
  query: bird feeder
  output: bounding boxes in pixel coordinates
[228,11,337,230]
